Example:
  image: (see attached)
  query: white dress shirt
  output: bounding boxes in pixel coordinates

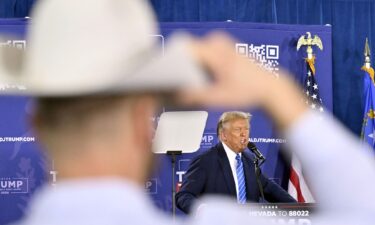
[222,142,242,199]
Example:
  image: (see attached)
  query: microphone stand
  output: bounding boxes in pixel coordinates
[253,157,266,202]
[167,150,182,221]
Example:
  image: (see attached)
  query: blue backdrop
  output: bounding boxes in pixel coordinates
[0,20,331,224]
[0,0,372,138]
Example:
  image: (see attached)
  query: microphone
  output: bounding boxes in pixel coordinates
[247,142,265,161]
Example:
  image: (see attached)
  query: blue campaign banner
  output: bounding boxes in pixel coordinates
[0,20,332,224]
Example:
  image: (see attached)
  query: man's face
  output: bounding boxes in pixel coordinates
[221,118,250,153]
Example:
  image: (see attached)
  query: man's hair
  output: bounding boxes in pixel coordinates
[34,96,126,131]
[32,95,134,155]
[216,111,251,137]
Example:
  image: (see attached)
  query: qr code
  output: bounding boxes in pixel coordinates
[235,43,279,76]
[0,40,26,50]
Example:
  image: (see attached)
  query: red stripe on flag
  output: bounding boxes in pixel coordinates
[176,182,182,193]
[290,167,305,202]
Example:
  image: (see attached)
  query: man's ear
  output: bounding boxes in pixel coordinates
[220,131,227,141]
[131,96,157,151]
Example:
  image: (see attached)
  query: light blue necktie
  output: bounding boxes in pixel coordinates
[236,154,247,204]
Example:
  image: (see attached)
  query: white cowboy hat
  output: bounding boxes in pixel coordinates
[0,0,208,96]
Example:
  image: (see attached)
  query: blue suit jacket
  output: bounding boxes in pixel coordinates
[176,142,296,214]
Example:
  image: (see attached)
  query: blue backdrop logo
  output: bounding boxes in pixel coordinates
[250,137,286,143]
[0,136,35,142]
[176,159,191,183]
[0,178,28,194]
[145,178,158,194]
[200,132,216,149]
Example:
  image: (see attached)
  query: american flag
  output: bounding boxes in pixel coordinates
[288,56,320,203]
[303,56,324,113]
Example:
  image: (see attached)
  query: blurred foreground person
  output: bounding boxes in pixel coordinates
[0,0,374,225]
[1,0,207,225]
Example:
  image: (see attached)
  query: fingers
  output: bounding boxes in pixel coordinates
[177,85,222,106]
[182,33,268,108]
[189,33,239,80]
[178,84,260,108]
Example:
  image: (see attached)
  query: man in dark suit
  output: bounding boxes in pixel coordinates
[176,111,296,214]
